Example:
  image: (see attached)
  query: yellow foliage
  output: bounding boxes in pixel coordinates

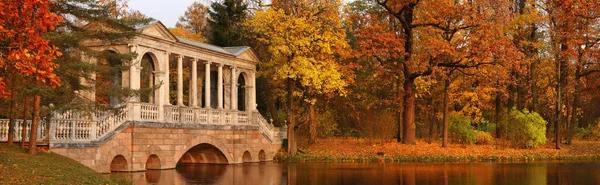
[168,27,205,42]
[244,1,350,100]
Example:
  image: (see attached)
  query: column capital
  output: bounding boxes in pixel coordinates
[204,61,212,65]
[127,44,138,53]
[191,58,198,62]
[217,63,224,67]
[176,54,184,59]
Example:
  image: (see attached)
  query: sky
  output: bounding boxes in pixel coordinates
[128,0,206,28]
[128,0,352,28]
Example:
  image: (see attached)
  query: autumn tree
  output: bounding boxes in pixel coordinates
[562,2,600,145]
[0,0,63,151]
[169,27,205,42]
[416,0,517,147]
[177,1,209,35]
[244,0,350,153]
[31,0,148,154]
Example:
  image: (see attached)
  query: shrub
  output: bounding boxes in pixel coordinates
[358,109,397,142]
[317,110,339,137]
[500,108,547,148]
[575,123,600,140]
[477,121,496,132]
[475,131,494,145]
[448,114,478,145]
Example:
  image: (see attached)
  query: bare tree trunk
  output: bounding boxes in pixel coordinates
[566,65,581,145]
[555,43,565,150]
[495,87,502,138]
[20,96,28,148]
[286,78,297,154]
[28,95,40,155]
[396,75,403,142]
[429,99,436,142]
[308,103,317,144]
[265,82,280,125]
[403,78,416,144]
[7,92,15,146]
[531,60,538,113]
[442,79,450,147]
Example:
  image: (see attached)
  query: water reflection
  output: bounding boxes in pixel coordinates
[117,161,600,185]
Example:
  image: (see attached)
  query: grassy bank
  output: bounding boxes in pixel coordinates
[0,145,130,184]
[275,137,600,163]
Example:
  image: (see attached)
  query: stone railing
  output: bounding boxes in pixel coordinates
[252,111,286,143]
[50,104,130,143]
[0,119,47,142]
[41,102,283,144]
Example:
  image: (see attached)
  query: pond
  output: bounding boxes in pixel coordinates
[114,161,600,185]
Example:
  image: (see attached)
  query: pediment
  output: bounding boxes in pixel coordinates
[139,21,177,42]
[237,51,258,62]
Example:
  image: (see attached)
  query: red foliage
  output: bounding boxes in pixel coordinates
[0,0,63,97]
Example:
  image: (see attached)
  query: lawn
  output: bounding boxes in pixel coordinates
[0,145,130,185]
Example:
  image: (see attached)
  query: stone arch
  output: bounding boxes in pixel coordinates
[146,154,161,170]
[175,135,233,164]
[143,145,164,169]
[135,48,162,72]
[179,143,229,164]
[110,155,128,172]
[242,151,252,163]
[104,144,132,172]
[140,52,158,103]
[258,150,266,162]
[237,71,249,111]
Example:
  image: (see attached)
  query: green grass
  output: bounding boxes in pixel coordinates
[0,145,131,185]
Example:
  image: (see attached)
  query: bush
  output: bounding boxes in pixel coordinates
[477,121,496,132]
[500,108,547,148]
[358,109,397,142]
[575,123,600,140]
[317,110,339,137]
[449,114,478,145]
[475,131,494,145]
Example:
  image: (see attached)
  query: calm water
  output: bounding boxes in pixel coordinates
[115,161,600,185]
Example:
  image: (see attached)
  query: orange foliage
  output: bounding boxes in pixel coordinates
[303,137,600,160]
[0,0,63,97]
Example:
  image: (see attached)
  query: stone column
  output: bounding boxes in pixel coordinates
[128,45,140,102]
[231,66,238,110]
[223,67,231,109]
[155,71,165,121]
[176,55,183,106]
[218,64,224,109]
[250,72,257,111]
[164,52,170,105]
[204,61,211,109]
[191,59,198,107]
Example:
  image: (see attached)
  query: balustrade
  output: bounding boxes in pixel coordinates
[0,102,283,144]
[0,119,46,142]
[194,109,207,124]
[139,103,159,121]
[211,110,221,124]
[237,112,248,125]
[180,107,195,124]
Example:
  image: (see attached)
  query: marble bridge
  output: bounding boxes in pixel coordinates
[0,21,285,173]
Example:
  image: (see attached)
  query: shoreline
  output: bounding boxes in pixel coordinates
[275,137,600,163]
